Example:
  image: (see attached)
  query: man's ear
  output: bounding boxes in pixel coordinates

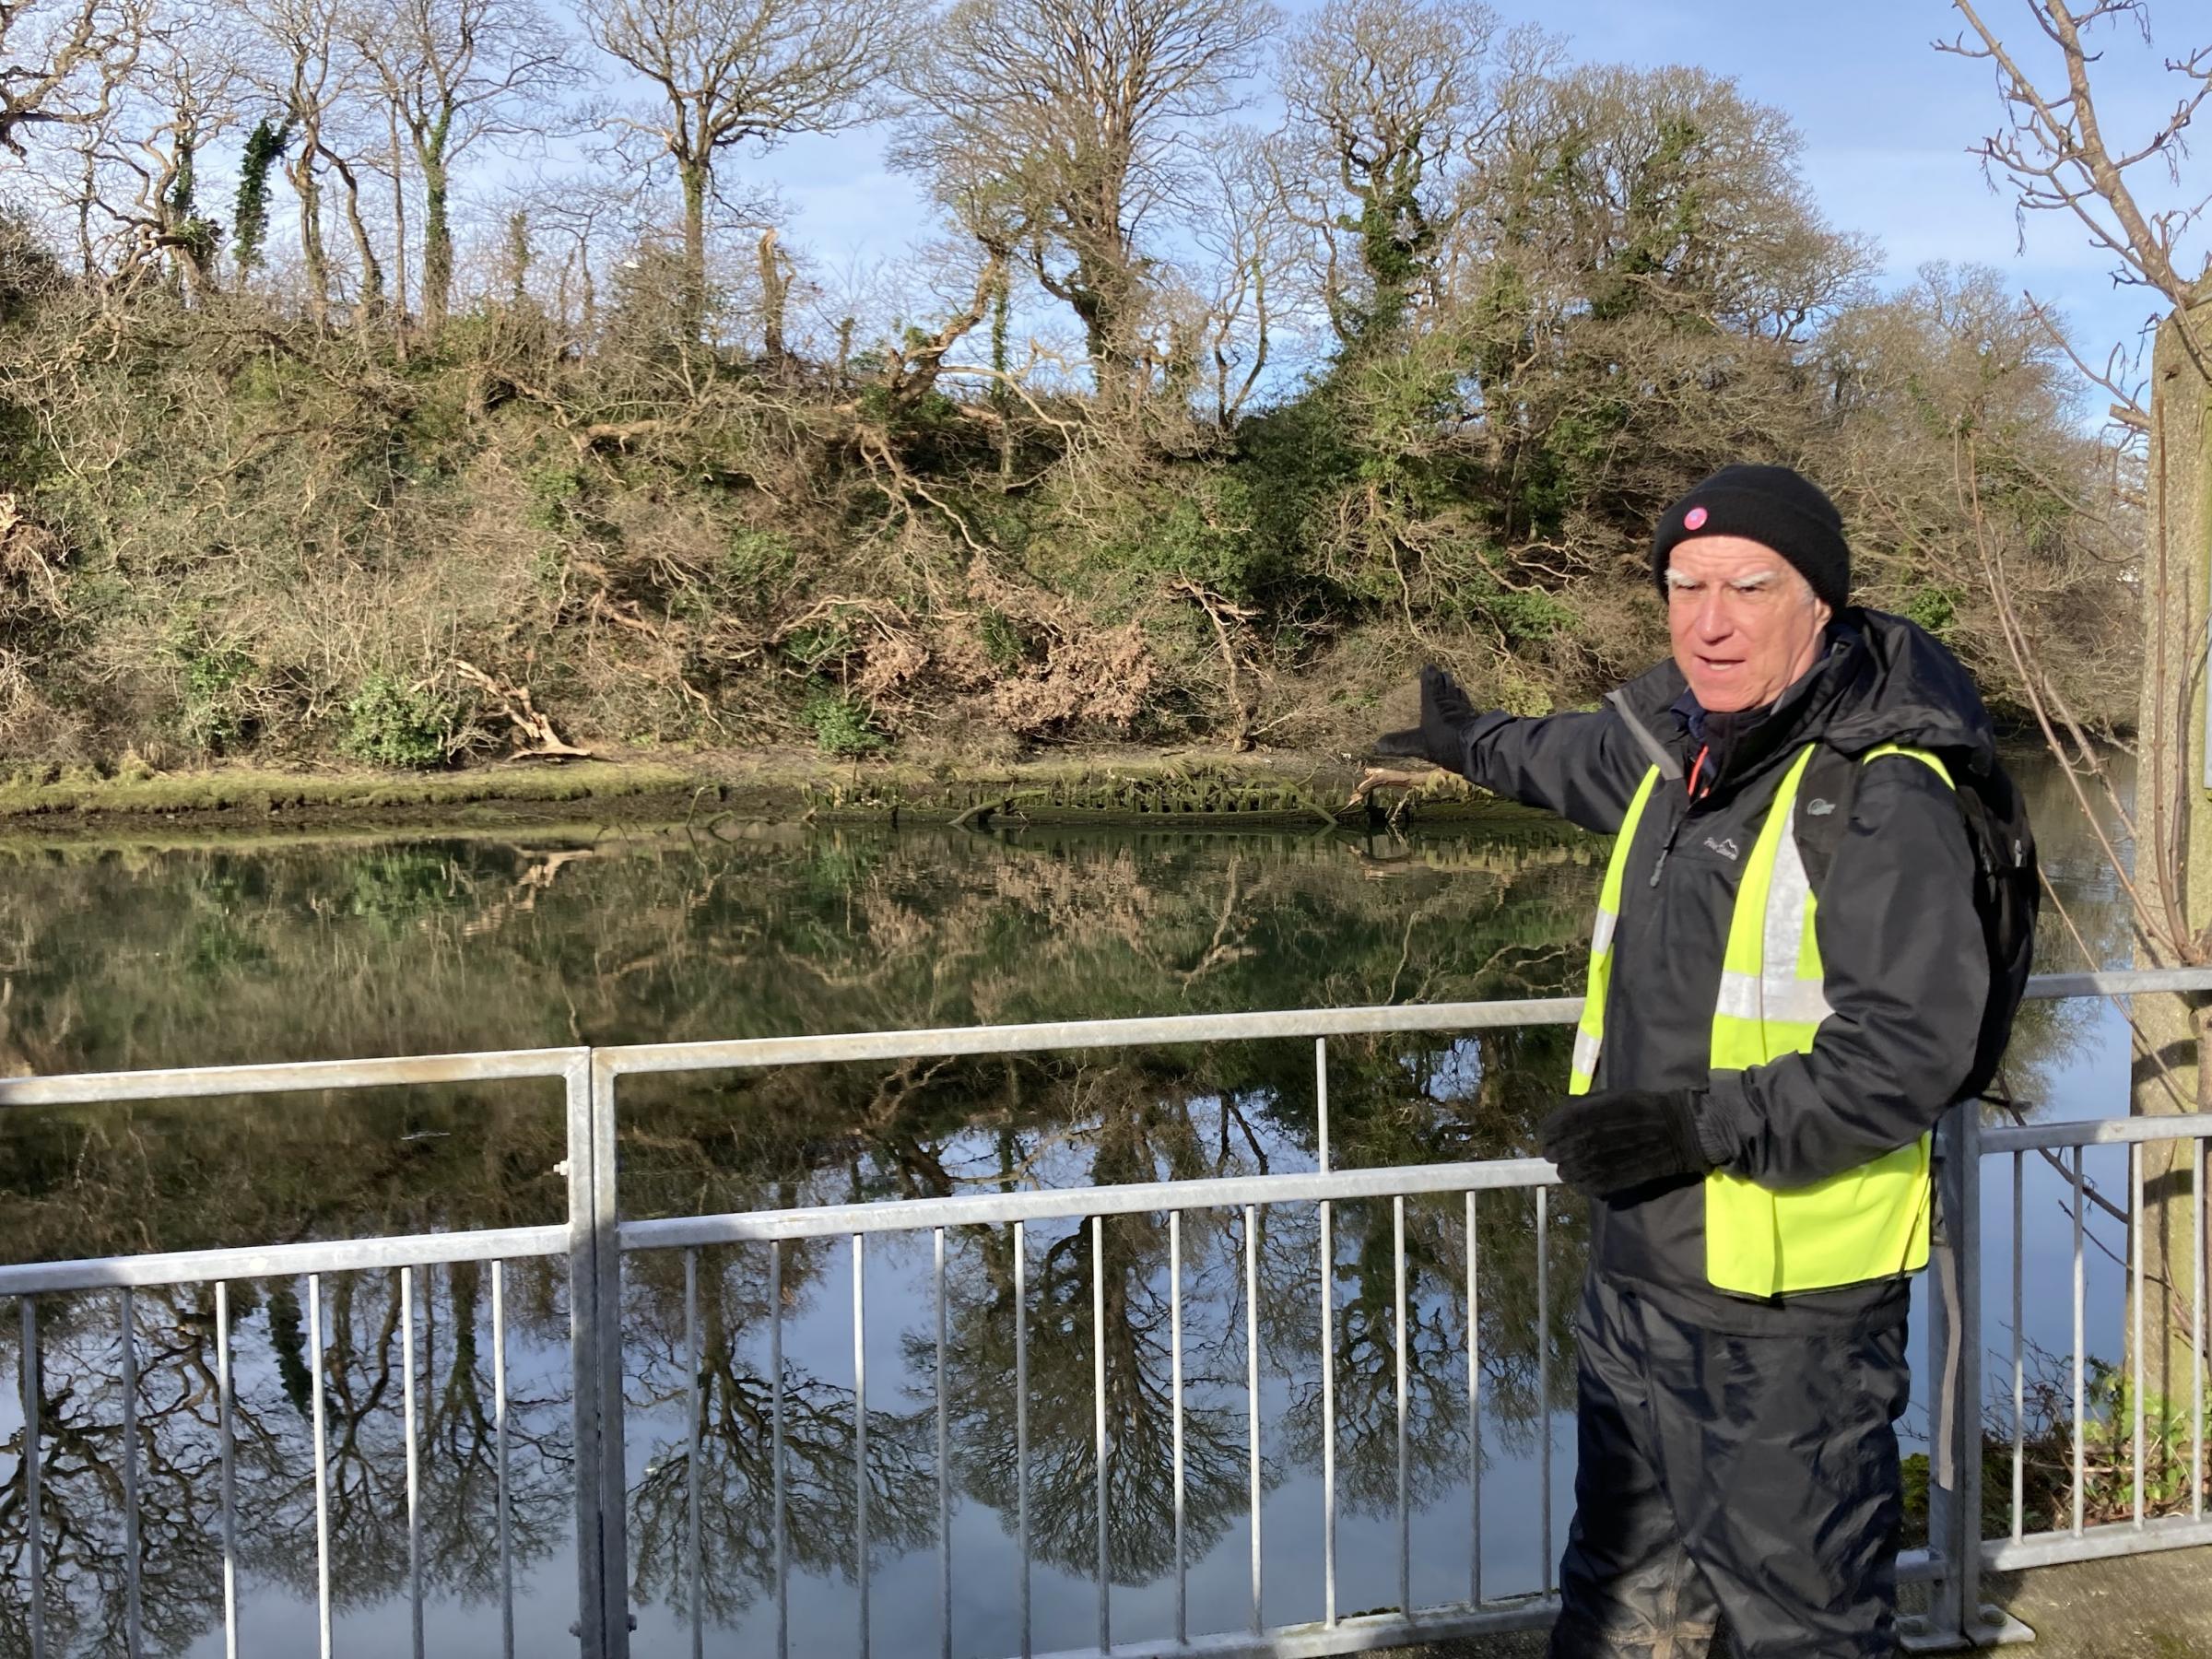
[1810,594,1833,632]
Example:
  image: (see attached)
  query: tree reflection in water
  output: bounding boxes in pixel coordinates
[0,776,2123,1653]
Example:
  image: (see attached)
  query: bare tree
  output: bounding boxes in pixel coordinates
[348,0,579,340]
[1183,124,1294,425]
[579,0,906,343]
[1939,0,2210,1421]
[895,0,1278,406]
[241,0,354,326]
[1274,0,1524,348]
[0,0,152,159]
[88,3,241,299]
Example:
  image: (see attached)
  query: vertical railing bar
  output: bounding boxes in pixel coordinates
[1394,1194,1410,1620]
[1093,1213,1111,1655]
[2132,1142,2145,1529]
[19,1298,41,1659]
[311,1273,333,1659]
[1171,1209,1187,1646]
[1954,1102,1987,1626]
[2195,1135,2206,1522]
[1315,1038,1329,1177]
[1016,1219,1031,1659]
[1320,1190,1336,1630]
[404,1265,424,1659]
[936,1227,952,1659]
[685,1248,702,1659]
[1316,1035,1335,1631]
[122,1284,142,1659]
[854,1232,871,1659]
[564,1059,601,1659]
[2072,1145,2086,1538]
[2012,1150,2025,1543]
[494,1260,513,1659]
[772,1239,789,1659]
[589,1055,630,1659]
[1536,1183,1552,1596]
[1245,1202,1262,1635]
[1467,1189,1481,1610]
[217,1280,238,1659]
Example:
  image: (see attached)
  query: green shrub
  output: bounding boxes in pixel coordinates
[523,463,584,532]
[804,691,885,757]
[1904,584,1962,641]
[980,608,1027,670]
[163,622,259,755]
[340,675,458,770]
[724,528,796,587]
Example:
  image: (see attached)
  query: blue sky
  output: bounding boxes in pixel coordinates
[637,0,2206,382]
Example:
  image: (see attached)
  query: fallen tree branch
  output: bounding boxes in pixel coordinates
[452,658,591,759]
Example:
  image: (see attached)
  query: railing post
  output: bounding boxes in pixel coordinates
[568,1050,632,1658]
[1902,1100,2032,1653]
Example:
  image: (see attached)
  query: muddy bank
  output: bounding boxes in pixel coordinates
[0,749,1553,833]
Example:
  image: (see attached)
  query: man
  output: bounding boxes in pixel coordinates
[1374,464,1995,1658]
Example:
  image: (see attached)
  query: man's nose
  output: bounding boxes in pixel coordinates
[1695,592,1733,639]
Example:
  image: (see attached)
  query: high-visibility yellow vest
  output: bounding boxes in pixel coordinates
[1571,742,1948,1298]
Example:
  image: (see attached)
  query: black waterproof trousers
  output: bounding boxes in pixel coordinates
[1547,1275,1911,1659]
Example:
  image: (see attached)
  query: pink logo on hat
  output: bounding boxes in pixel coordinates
[1684,505,1709,530]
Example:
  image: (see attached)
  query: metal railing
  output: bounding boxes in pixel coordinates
[1,969,2208,1657]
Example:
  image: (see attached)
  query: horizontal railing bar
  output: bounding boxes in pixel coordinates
[597,968,2212,1077]
[0,969,2204,1112]
[598,999,1584,1075]
[621,1159,1560,1250]
[1983,1114,2212,1154]
[0,1225,568,1296]
[0,1048,587,1109]
[2019,968,2212,1001]
[1023,1596,1559,1659]
[1981,1513,2212,1572]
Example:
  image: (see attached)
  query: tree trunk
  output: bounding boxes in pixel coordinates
[759,228,790,364]
[679,159,710,342]
[327,149,384,337]
[289,151,330,330]
[388,102,409,354]
[421,135,453,340]
[2130,280,2212,1466]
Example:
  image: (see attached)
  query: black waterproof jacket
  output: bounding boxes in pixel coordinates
[1454,610,1992,1334]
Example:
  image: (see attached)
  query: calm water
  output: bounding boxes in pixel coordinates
[0,750,2140,1655]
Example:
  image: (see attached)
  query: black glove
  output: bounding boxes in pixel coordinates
[1539,1087,1713,1199]
[1371,664,1477,771]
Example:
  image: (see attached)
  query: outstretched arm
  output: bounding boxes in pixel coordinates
[1371,665,1653,834]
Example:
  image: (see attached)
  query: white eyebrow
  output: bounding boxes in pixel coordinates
[1665,569,1779,591]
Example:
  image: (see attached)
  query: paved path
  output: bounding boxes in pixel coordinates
[1400,1544,2212,1655]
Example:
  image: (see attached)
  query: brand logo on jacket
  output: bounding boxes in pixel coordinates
[1806,797,1835,816]
[1703,836,1740,860]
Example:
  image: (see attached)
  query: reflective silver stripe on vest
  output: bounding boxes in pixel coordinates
[1572,1028,1602,1079]
[1591,908,1617,958]
[1714,819,1835,1027]
[1714,969,1835,1027]
[1763,823,1818,991]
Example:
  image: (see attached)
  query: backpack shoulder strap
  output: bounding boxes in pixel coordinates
[1794,742,1952,890]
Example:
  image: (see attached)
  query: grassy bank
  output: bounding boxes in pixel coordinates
[0,748,1559,832]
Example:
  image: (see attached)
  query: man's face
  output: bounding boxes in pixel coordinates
[1665,535,1832,713]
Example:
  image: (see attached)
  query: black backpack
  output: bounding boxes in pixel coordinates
[1794,743,2039,1105]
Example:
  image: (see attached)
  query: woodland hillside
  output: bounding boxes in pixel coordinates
[0,0,2137,774]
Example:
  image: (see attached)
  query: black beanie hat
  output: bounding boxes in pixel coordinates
[1650,464,1850,613]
